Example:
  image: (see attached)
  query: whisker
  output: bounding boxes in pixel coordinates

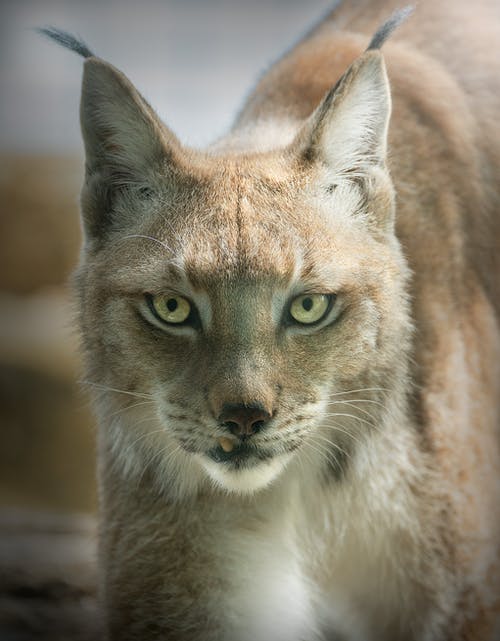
[327,387,391,397]
[155,213,179,238]
[259,415,316,443]
[125,427,167,452]
[136,443,182,489]
[103,399,156,421]
[303,438,343,475]
[325,400,379,423]
[297,436,323,472]
[321,421,364,447]
[295,444,308,478]
[117,425,169,466]
[120,234,173,253]
[312,433,352,461]
[323,412,377,430]
[81,380,153,400]
[326,398,387,411]
[129,415,166,432]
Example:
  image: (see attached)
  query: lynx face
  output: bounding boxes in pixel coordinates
[76,51,411,495]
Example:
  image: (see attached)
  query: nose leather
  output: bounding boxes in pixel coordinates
[218,403,271,437]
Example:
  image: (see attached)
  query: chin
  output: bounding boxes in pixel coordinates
[199,454,291,494]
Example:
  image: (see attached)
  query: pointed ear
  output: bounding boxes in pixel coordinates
[293,50,396,236]
[79,58,181,239]
[295,50,391,175]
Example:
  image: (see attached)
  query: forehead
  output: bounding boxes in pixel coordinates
[151,161,312,287]
[106,156,378,293]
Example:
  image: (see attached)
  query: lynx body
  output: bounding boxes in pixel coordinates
[45,0,500,638]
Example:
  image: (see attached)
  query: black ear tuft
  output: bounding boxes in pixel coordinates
[37,26,95,59]
[367,6,414,51]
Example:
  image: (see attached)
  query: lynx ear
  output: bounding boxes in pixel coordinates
[296,50,391,175]
[80,58,181,238]
[293,50,395,235]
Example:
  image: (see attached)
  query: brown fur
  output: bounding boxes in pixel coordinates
[60,1,500,639]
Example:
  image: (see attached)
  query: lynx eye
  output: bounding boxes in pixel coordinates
[148,294,192,325]
[289,294,332,325]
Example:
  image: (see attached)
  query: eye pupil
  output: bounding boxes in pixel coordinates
[148,294,193,326]
[302,297,313,312]
[288,293,333,325]
[167,298,178,312]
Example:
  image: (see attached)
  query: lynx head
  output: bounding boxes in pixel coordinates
[69,39,411,497]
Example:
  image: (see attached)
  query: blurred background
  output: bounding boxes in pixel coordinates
[0,0,334,517]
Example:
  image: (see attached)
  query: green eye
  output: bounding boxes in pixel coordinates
[149,294,192,324]
[289,294,331,325]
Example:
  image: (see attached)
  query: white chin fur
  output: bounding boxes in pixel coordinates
[199,454,291,494]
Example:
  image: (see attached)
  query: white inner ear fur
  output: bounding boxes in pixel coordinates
[313,53,391,176]
[311,174,367,225]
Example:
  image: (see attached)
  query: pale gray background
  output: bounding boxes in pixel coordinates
[0,0,336,153]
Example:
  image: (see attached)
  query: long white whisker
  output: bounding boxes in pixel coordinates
[136,444,182,489]
[108,417,163,466]
[321,421,364,447]
[326,398,387,411]
[156,213,178,237]
[120,234,173,253]
[123,427,168,456]
[303,438,343,475]
[300,440,324,469]
[295,442,309,478]
[323,412,376,430]
[326,400,379,423]
[82,380,153,400]
[103,400,156,421]
[312,433,352,461]
[327,387,390,397]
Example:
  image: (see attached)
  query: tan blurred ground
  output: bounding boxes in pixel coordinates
[0,154,96,514]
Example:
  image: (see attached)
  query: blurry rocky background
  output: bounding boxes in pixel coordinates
[0,1,332,638]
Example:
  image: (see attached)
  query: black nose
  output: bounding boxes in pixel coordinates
[218,403,272,438]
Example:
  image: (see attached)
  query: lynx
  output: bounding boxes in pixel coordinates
[42,0,500,639]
